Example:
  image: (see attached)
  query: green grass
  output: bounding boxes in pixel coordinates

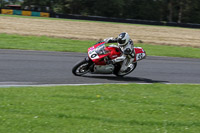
[0,84,200,133]
[0,33,200,58]
[0,33,95,52]
[136,43,200,58]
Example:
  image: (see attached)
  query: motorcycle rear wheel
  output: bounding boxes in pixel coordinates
[72,59,91,76]
[114,62,137,77]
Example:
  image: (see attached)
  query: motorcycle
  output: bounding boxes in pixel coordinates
[72,41,146,77]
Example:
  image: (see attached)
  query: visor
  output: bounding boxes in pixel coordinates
[118,39,126,44]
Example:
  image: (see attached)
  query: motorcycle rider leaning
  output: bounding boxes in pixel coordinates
[102,32,135,73]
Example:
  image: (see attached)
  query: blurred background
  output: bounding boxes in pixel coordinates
[1,0,200,24]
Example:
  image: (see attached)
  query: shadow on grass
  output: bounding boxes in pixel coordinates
[83,75,168,83]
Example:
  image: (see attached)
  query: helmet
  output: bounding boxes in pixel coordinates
[117,32,130,47]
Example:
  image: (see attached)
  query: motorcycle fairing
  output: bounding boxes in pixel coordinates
[134,47,146,61]
[88,42,121,65]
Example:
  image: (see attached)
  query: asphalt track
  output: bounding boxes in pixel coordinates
[0,49,200,86]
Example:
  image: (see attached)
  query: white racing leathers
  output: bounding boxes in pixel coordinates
[104,37,135,72]
[113,40,135,72]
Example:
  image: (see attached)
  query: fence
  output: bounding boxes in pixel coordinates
[0,9,49,17]
[0,8,199,29]
[50,13,200,29]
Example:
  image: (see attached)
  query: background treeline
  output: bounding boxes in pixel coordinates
[2,0,200,24]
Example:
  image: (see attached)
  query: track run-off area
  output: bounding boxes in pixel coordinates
[0,49,199,87]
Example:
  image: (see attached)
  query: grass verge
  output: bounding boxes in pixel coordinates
[0,33,200,58]
[0,84,200,133]
[0,14,183,28]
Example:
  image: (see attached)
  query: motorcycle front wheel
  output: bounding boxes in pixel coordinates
[72,59,92,76]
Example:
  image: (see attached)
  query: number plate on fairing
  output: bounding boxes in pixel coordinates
[136,53,146,61]
[89,51,99,60]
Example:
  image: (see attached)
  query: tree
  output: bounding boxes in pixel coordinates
[10,0,200,24]
[93,0,124,17]
[180,0,200,23]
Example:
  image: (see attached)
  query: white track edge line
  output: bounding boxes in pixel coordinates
[0,83,199,87]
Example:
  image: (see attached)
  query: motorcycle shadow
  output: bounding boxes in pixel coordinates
[82,75,168,83]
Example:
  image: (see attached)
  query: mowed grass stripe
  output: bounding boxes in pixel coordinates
[1,14,200,48]
[0,84,200,132]
[0,14,183,28]
[0,33,200,58]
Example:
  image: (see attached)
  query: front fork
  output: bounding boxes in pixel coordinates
[85,56,94,72]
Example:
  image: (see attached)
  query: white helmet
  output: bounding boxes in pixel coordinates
[117,32,130,47]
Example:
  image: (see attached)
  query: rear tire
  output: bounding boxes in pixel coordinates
[114,62,137,77]
[72,59,91,76]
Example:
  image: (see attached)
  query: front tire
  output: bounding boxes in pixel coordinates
[72,59,92,76]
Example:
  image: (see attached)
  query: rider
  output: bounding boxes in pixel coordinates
[103,32,135,73]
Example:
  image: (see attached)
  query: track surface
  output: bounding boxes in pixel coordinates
[0,49,199,86]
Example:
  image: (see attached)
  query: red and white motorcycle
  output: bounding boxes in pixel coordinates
[72,41,146,77]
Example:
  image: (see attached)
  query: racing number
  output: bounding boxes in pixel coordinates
[138,53,142,59]
[91,54,97,58]
[137,53,144,60]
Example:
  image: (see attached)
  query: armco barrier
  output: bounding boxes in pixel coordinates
[0,9,199,28]
[166,22,200,28]
[22,11,31,16]
[31,11,40,17]
[40,12,50,17]
[1,9,13,15]
[0,9,49,18]
[51,13,200,29]
[13,10,22,15]
[51,13,166,26]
